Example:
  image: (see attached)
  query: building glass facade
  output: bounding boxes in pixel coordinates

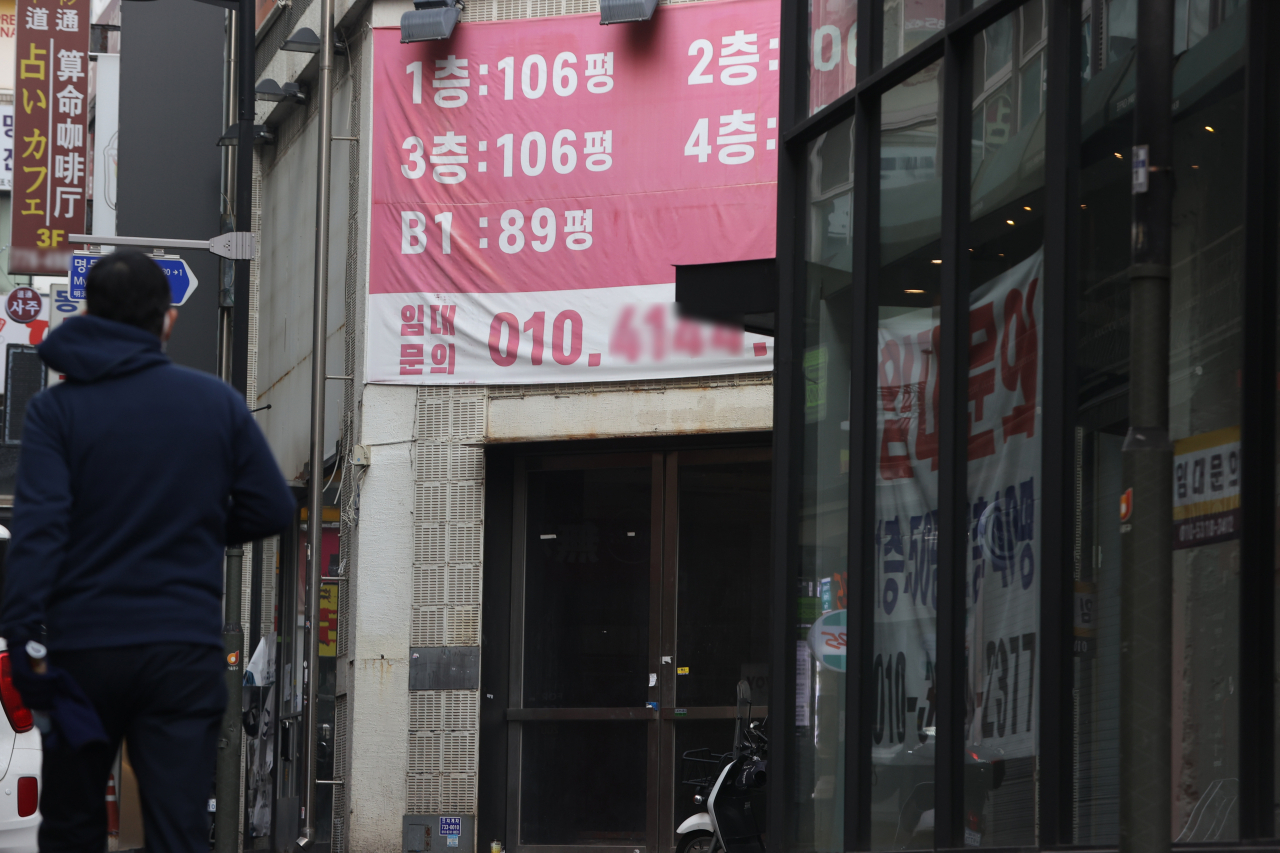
[774,0,1278,850]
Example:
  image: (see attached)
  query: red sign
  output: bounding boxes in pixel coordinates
[10,0,89,274]
[6,285,42,323]
[367,0,779,384]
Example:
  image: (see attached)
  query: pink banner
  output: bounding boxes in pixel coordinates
[369,0,779,383]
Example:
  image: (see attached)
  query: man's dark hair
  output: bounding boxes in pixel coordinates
[85,250,172,337]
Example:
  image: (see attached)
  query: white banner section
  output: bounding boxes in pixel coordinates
[869,249,1042,766]
[367,283,774,384]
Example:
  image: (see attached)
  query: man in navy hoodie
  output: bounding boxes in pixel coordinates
[0,251,296,852]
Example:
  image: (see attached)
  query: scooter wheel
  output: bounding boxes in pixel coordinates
[677,830,716,853]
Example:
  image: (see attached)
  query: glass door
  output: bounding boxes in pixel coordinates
[662,449,773,852]
[508,448,772,853]
[510,454,662,853]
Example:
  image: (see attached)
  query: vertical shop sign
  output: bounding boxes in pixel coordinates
[10,0,88,274]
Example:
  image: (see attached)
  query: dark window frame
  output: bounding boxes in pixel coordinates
[772,0,1280,848]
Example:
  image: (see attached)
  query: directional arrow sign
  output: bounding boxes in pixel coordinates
[154,258,198,306]
[69,252,199,307]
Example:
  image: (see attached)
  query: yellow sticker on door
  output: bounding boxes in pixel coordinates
[677,667,689,675]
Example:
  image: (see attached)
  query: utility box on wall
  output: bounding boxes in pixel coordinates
[404,814,475,853]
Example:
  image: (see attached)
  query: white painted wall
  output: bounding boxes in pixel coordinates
[347,384,418,851]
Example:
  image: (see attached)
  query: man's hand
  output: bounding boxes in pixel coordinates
[8,644,55,711]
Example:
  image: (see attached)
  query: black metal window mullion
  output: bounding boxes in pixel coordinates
[1037,0,1083,846]
[843,0,880,845]
[770,0,813,846]
[1237,0,1279,840]
[933,4,974,847]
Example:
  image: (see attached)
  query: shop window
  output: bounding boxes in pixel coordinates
[1072,0,1247,843]
[881,0,943,69]
[962,5,1047,846]
[794,113,856,853]
[872,59,942,852]
[809,0,857,115]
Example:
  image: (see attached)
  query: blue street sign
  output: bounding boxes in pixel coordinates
[69,252,199,306]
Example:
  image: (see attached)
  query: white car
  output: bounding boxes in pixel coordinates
[0,637,41,853]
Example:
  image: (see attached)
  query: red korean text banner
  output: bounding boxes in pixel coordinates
[368,0,779,384]
[11,0,88,275]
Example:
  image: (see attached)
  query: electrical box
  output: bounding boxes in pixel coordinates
[351,444,372,467]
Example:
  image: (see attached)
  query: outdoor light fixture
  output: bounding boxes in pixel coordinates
[599,0,657,24]
[400,0,464,43]
[256,78,307,104]
[283,26,323,52]
[217,124,275,146]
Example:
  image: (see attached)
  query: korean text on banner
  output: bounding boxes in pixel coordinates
[369,0,780,384]
[10,0,89,275]
[0,104,13,192]
[854,250,1043,765]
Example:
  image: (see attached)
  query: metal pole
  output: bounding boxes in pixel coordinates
[215,545,245,853]
[298,0,335,844]
[218,7,237,386]
[1119,2,1174,853]
[213,9,244,853]
[232,0,255,399]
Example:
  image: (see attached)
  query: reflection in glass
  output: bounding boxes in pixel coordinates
[794,115,854,853]
[522,467,651,709]
[882,0,944,68]
[810,0,857,115]
[872,61,941,851]
[1105,0,1135,63]
[1167,5,1245,837]
[963,4,1046,846]
[676,459,772,707]
[1072,0,1246,843]
[520,722,648,844]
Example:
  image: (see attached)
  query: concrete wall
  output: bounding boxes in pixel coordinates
[487,377,773,442]
[346,383,417,851]
[253,64,355,479]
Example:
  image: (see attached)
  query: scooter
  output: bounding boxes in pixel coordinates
[675,681,768,853]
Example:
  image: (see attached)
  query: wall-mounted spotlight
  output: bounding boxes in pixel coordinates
[282,26,322,52]
[599,0,656,24]
[256,78,308,105]
[281,25,347,54]
[400,0,464,42]
[217,124,276,146]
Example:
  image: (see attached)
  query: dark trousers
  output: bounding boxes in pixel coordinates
[40,643,227,853]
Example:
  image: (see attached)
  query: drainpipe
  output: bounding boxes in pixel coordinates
[297,0,335,844]
[212,10,244,853]
[1119,2,1174,853]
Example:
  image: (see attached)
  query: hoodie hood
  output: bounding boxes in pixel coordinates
[38,315,169,383]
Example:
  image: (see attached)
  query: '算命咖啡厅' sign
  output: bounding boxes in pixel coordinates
[10,0,89,275]
[369,0,779,384]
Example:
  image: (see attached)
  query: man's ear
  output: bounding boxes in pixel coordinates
[162,308,179,343]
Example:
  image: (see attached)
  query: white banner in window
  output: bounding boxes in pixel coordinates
[867,248,1043,764]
